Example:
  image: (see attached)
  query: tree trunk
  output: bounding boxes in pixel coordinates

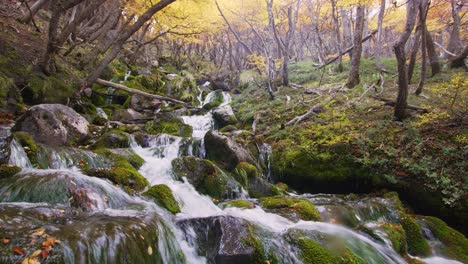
[416,0,429,95]
[331,0,343,72]
[18,0,50,24]
[346,5,365,88]
[424,26,441,76]
[408,27,421,84]
[447,0,463,54]
[394,0,420,121]
[84,0,177,88]
[375,0,386,72]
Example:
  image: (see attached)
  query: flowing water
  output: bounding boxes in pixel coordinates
[1,92,463,264]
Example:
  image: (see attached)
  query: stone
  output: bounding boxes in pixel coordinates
[13,104,89,146]
[130,95,163,112]
[213,105,238,127]
[111,108,145,124]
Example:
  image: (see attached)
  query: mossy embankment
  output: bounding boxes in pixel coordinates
[232,58,467,234]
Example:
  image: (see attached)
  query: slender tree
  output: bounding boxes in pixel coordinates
[346,5,365,88]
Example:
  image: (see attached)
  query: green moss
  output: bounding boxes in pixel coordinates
[0,164,21,178]
[244,226,266,264]
[225,199,254,209]
[296,237,339,264]
[419,216,468,263]
[381,223,407,254]
[383,192,405,212]
[126,151,145,170]
[91,130,130,149]
[13,132,38,164]
[219,125,238,133]
[400,215,430,256]
[201,171,227,199]
[144,184,181,214]
[26,75,76,104]
[84,149,148,191]
[260,196,321,221]
[272,182,289,195]
[0,74,14,108]
[233,162,258,187]
[144,118,193,137]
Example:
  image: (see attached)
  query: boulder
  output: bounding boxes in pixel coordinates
[13,104,89,146]
[143,184,181,214]
[144,117,192,137]
[177,216,262,264]
[172,157,241,199]
[213,105,238,127]
[91,129,130,149]
[204,131,255,171]
[130,95,163,112]
[111,108,145,124]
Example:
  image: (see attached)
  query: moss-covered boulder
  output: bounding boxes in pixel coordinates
[295,237,339,264]
[272,182,289,195]
[260,196,321,221]
[233,162,258,187]
[91,129,131,149]
[219,125,238,133]
[172,157,240,199]
[418,216,468,263]
[12,132,38,164]
[0,164,21,179]
[13,104,89,146]
[144,118,192,137]
[400,215,430,256]
[224,199,255,209]
[380,223,407,254]
[83,149,148,192]
[204,131,255,171]
[213,105,238,127]
[144,184,181,214]
[108,149,145,169]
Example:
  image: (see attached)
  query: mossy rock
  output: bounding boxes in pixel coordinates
[382,191,405,212]
[225,199,254,209]
[259,196,321,221]
[84,149,148,192]
[0,164,21,179]
[144,118,192,137]
[400,215,430,256]
[418,216,468,263]
[219,125,238,133]
[109,149,145,170]
[380,223,407,254]
[295,237,339,264]
[272,182,289,195]
[243,226,267,264]
[233,162,258,187]
[144,184,181,214]
[13,132,38,164]
[91,130,130,149]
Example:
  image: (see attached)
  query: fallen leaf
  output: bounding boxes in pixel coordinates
[147,246,153,256]
[41,237,60,248]
[1,238,10,244]
[41,250,49,260]
[30,250,41,258]
[12,246,26,255]
[29,228,46,237]
[21,256,40,264]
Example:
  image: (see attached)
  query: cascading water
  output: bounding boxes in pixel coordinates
[1,91,463,264]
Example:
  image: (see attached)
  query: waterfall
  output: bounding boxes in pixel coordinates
[258,143,273,181]
[8,139,33,168]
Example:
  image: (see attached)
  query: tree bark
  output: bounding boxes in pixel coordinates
[331,0,343,72]
[18,0,50,24]
[375,0,386,72]
[394,0,420,121]
[424,26,441,76]
[447,0,463,54]
[416,0,429,95]
[346,5,365,88]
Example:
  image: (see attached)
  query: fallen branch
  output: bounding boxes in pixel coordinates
[318,30,377,69]
[434,42,457,57]
[95,78,187,105]
[372,96,429,113]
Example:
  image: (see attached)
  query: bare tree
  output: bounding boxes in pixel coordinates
[447,0,463,54]
[346,5,365,88]
[394,0,420,121]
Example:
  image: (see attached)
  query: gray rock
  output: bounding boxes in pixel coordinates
[130,95,163,112]
[13,104,89,146]
[177,216,260,264]
[213,105,238,127]
[204,131,255,171]
[111,108,145,123]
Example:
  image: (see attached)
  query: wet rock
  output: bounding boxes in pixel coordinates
[111,108,145,124]
[233,162,275,198]
[177,216,261,264]
[259,196,321,222]
[130,95,163,112]
[213,105,238,127]
[0,164,21,179]
[144,117,192,137]
[91,129,130,149]
[133,131,153,147]
[13,104,89,146]
[204,131,255,171]
[172,157,241,199]
[144,184,181,214]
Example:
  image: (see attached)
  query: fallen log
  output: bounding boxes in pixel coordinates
[318,30,377,69]
[372,96,429,113]
[95,78,187,105]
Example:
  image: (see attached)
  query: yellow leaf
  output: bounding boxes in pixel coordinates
[147,246,153,256]
[29,228,45,237]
